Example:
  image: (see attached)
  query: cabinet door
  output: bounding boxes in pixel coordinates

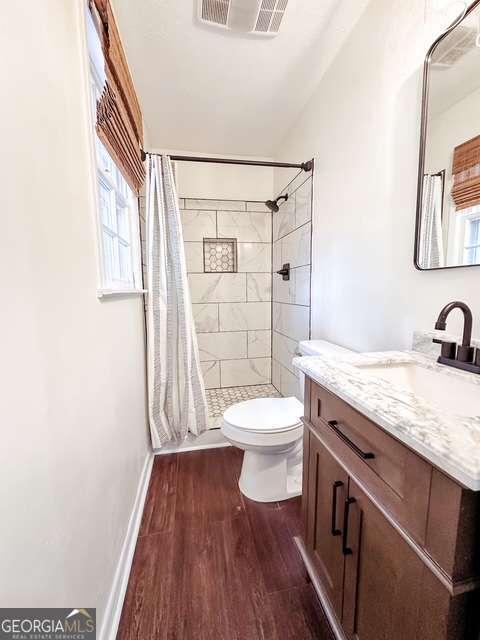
[305,432,348,618]
[342,479,424,640]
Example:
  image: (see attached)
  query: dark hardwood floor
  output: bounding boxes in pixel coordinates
[117,447,333,640]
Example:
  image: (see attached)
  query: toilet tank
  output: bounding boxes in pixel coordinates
[295,340,354,401]
[297,340,353,357]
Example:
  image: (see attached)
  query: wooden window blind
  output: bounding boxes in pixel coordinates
[89,0,145,193]
[451,135,480,210]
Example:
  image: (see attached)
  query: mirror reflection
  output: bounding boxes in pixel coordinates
[417,4,480,269]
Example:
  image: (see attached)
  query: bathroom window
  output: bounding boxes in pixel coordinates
[95,146,140,287]
[86,9,142,296]
[464,216,480,265]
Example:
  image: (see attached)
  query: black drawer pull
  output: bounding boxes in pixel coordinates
[331,481,343,536]
[327,420,375,460]
[342,497,356,556]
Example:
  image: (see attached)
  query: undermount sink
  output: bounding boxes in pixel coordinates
[358,362,480,418]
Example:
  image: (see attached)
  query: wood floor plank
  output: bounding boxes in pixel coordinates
[119,448,334,640]
[219,516,278,640]
[117,532,175,640]
[268,585,334,640]
[279,495,303,537]
[175,447,244,527]
[243,495,307,593]
[166,517,231,640]
[138,454,178,537]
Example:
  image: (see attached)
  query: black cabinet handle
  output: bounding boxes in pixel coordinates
[342,497,356,556]
[331,481,343,536]
[327,420,375,460]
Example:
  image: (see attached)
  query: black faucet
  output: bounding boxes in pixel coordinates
[433,301,480,374]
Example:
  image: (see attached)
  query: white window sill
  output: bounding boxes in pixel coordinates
[97,288,147,299]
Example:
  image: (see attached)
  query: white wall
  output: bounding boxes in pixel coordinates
[150,149,275,201]
[0,0,150,629]
[274,0,480,352]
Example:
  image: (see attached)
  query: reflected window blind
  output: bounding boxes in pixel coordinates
[89,0,145,193]
[451,135,480,210]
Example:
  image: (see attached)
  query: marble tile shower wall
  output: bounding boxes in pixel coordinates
[272,177,312,398]
[180,198,272,389]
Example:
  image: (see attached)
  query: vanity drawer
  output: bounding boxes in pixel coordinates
[309,382,432,544]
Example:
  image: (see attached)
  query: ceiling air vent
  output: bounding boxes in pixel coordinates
[201,0,229,26]
[432,24,477,68]
[198,0,288,36]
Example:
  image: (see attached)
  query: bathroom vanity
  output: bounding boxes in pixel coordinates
[294,351,480,640]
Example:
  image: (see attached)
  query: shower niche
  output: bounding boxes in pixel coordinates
[203,238,237,273]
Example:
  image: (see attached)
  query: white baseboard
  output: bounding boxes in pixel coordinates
[98,432,229,638]
[154,429,230,455]
[99,452,154,640]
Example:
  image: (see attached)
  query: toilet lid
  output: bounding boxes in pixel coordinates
[223,397,304,433]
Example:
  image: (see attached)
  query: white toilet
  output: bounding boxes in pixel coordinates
[221,340,353,502]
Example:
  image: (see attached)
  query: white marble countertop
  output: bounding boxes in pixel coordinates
[293,351,480,491]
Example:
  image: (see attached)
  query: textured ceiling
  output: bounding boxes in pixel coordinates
[111,0,338,156]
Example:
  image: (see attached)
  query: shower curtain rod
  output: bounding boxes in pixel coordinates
[141,150,313,173]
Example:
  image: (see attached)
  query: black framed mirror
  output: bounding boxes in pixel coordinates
[415,0,480,270]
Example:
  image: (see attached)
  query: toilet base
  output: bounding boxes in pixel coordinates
[238,439,303,503]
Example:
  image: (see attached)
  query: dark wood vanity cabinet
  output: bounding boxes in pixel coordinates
[342,479,430,640]
[300,378,480,640]
[305,433,347,618]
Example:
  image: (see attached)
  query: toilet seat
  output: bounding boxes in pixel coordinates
[223,397,304,434]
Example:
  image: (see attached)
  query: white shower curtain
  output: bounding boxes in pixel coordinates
[146,155,208,448]
[419,174,445,269]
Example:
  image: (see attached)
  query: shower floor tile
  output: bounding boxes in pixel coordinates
[206,384,281,418]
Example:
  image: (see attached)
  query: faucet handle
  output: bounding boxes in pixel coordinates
[475,349,480,367]
[432,339,456,359]
[457,345,475,363]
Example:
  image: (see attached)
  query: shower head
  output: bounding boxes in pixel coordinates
[265,200,279,213]
[265,194,288,213]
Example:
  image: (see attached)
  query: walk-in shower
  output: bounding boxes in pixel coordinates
[160,152,315,427]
